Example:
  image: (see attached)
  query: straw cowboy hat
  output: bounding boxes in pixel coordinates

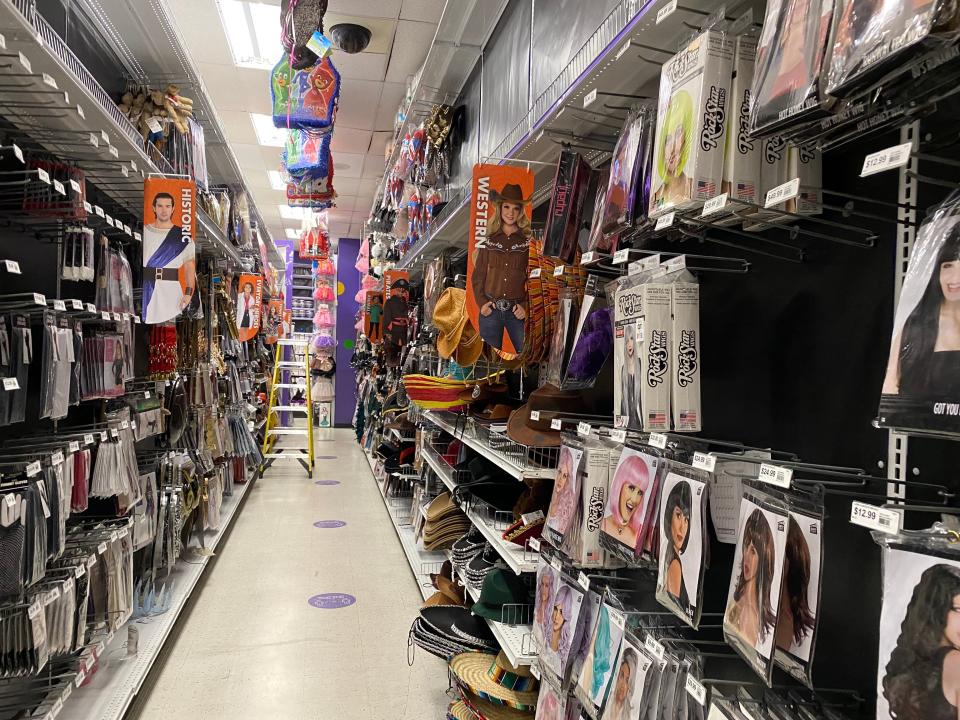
[434,287,484,366]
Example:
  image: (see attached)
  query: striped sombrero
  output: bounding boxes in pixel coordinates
[448,651,539,712]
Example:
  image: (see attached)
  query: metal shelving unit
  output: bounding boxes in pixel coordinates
[59,476,257,720]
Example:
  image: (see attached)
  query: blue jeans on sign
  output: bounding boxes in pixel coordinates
[479,307,524,352]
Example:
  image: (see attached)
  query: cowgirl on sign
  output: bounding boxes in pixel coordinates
[467,165,535,359]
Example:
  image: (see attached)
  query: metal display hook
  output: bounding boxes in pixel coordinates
[681,216,805,262]
[677,224,791,265]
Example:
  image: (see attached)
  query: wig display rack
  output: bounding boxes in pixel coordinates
[0,0,273,266]
[392,0,720,278]
[364,446,537,667]
[58,478,256,720]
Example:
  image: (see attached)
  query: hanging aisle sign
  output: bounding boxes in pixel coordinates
[466,164,535,360]
[142,177,197,324]
[364,290,384,344]
[234,273,263,342]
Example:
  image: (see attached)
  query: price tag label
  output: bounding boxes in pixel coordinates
[144,391,151,399]
[110,428,118,438]
[529,537,541,553]
[692,451,717,472]
[700,193,728,217]
[101,311,110,321]
[530,410,540,421]
[764,178,800,208]
[550,555,562,572]
[94,205,104,218]
[529,268,541,278]
[758,462,793,488]
[32,293,45,306]
[615,39,631,60]
[655,212,676,231]
[860,142,913,177]
[97,542,107,554]
[583,88,598,108]
[133,315,141,323]
[685,675,707,706]
[18,52,31,73]
[83,201,92,213]
[85,303,95,313]
[731,7,754,34]
[530,663,541,680]
[108,145,118,158]
[613,248,631,265]
[577,571,591,591]
[610,428,627,443]
[121,165,129,178]
[27,602,41,620]
[550,418,562,430]
[609,609,626,631]
[53,300,65,311]
[553,265,565,277]
[120,420,129,430]
[70,299,82,309]
[83,434,94,445]
[104,213,113,226]
[147,116,163,134]
[75,564,85,579]
[112,312,121,321]
[36,168,50,185]
[663,255,686,273]
[2,378,19,391]
[577,422,591,437]
[68,441,79,453]
[645,635,666,660]
[124,224,132,236]
[26,461,41,477]
[88,133,99,148]
[649,432,668,449]
[51,451,63,466]
[134,232,141,241]
[77,104,85,119]
[850,501,901,534]
[53,179,65,196]
[12,144,23,163]
[581,251,596,265]
[70,179,81,193]
[656,0,678,23]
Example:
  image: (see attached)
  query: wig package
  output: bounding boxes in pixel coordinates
[720,35,761,217]
[574,596,627,713]
[600,445,664,562]
[670,271,701,432]
[612,274,645,430]
[649,28,734,218]
[639,279,672,432]
[723,484,790,684]
[749,0,836,136]
[827,0,960,99]
[773,494,824,688]
[544,437,585,548]
[655,462,710,629]
[545,288,580,388]
[601,105,655,237]
[544,150,591,263]
[563,275,613,391]
[560,439,620,569]
[878,191,960,433]
[874,525,960,720]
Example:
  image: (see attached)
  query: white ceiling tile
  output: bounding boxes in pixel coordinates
[331,152,367,178]
[385,20,435,83]
[334,177,362,195]
[325,0,402,19]
[334,196,357,212]
[201,64,272,114]
[374,82,407,132]
[400,0,445,23]
[331,50,388,82]
[369,130,393,159]
[330,127,373,154]
[335,79,384,131]
[167,0,233,65]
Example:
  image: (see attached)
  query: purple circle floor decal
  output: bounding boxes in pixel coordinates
[314,480,340,485]
[308,593,356,609]
[313,520,346,528]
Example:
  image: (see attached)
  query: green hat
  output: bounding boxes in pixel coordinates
[471,569,531,622]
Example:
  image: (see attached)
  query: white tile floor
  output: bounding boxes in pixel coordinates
[134,429,450,720]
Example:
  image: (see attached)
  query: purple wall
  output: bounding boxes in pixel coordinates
[335,237,360,426]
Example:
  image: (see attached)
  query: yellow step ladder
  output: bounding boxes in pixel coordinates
[260,338,314,477]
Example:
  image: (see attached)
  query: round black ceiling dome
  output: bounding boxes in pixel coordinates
[329,23,372,54]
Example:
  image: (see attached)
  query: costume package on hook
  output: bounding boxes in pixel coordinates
[612,275,644,429]
[671,273,701,432]
[563,275,613,391]
[575,599,627,712]
[649,29,734,218]
[544,438,585,548]
[743,134,790,229]
[720,34,761,219]
[773,497,824,688]
[600,446,662,561]
[827,0,960,99]
[640,281,672,432]
[601,105,655,237]
[723,485,789,684]
[561,440,619,568]
[545,288,579,387]
[749,0,836,136]
[879,191,960,434]
[540,579,585,681]
[875,527,960,720]
[601,630,658,720]
[656,463,709,629]
[544,149,590,263]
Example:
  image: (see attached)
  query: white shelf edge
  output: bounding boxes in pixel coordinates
[60,473,257,720]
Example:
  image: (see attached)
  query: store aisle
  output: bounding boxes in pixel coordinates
[135,430,449,720]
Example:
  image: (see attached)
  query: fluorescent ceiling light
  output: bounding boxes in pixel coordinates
[268,170,286,191]
[278,205,306,220]
[251,114,286,147]
[219,0,282,70]
[285,228,300,239]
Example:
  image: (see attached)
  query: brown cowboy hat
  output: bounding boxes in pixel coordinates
[505,383,583,448]
[434,288,484,366]
[490,184,532,206]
